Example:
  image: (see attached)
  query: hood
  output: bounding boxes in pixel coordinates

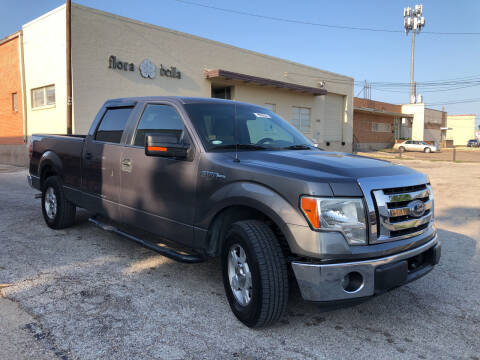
[237,150,419,181]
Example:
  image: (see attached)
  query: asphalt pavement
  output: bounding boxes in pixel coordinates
[0,161,479,359]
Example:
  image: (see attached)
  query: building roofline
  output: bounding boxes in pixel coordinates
[447,114,476,117]
[0,30,21,46]
[22,4,66,29]
[354,107,413,118]
[69,2,353,82]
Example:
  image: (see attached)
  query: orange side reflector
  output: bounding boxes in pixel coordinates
[147,146,167,152]
[301,197,320,229]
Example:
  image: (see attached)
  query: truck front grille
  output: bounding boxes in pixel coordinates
[372,184,434,243]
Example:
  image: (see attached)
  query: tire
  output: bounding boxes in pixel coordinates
[41,176,76,229]
[424,147,431,153]
[221,220,288,328]
[398,146,405,153]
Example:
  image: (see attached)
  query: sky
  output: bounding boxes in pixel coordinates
[2,0,480,127]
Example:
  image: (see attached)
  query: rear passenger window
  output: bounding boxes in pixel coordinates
[95,107,133,143]
[133,104,185,147]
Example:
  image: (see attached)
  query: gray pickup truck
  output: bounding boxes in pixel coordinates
[28,97,440,327]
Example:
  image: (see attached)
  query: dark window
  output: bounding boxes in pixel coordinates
[95,107,133,143]
[211,86,232,100]
[12,93,18,112]
[133,104,185,147]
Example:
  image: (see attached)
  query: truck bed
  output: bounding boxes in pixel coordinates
[30,134,86,189]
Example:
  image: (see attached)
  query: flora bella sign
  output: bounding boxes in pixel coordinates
[108,55,181,80]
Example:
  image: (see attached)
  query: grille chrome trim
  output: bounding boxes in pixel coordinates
[381,212,432,231]
[386,188,430,203]
[388,200,432,217]
[357,173,434,244]
[373,185,434,242]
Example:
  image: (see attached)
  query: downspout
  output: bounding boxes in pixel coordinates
[66,0,72,134]
[18,31,27,143]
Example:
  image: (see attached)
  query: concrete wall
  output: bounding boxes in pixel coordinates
[22,5,67,135]
[446,115,476,146]
[402,103,425,141]
[0,33,24,145]
[69,4,353,151]
[424,128,441,143]
[0,145,27,166]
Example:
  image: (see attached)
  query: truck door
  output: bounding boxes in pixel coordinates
[119,103,198,248]
[82,106,134,220]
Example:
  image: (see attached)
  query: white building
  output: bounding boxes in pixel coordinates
[20,3,354,151]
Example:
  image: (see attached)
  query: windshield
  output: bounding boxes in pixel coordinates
[184,102,316,151]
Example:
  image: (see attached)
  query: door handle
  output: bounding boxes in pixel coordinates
[84,152,92,160]
[121,158,132,172]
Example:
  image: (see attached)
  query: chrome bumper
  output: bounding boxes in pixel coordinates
[292,235,440,302]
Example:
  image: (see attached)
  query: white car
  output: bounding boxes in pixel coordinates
[394,140,439,153]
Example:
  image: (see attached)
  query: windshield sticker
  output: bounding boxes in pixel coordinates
[254,113,271,119]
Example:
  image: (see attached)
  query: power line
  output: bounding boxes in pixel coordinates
[173,0,480,36]
[426,98,480,106]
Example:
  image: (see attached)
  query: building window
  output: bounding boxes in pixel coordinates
[372,122,391,132]
[31,85,55,108]
[264,103,276,113]
[12,93,18,112]
[211,86,232,100]
[292,106,311,132]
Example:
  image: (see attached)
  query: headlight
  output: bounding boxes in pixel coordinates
[300,196,367,245]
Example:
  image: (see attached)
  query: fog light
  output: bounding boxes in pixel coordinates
[342,272,364,293]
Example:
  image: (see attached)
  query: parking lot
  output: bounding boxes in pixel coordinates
[1,160,479,360]
[358,148,480,163]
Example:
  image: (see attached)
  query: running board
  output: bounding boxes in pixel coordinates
[88,217,205,263]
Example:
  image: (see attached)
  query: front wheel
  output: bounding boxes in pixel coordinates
[398,146,405,153]
[424,147,432,153]
[41,176,76,229]
[221,220,288,328]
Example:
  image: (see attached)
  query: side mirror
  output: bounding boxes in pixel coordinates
[145,134,190,159]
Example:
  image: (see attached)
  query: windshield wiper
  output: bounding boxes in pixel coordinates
[282,144,316,150]
[211,144,269,151]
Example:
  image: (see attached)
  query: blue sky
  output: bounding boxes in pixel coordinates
[3,0,480,126]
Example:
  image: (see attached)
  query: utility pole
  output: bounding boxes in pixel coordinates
[403,5,425,103]
[66,0,72,134]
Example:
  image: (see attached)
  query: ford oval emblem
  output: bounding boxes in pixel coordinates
[409,199,426,218]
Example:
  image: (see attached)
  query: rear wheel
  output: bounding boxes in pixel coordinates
[398,146,405,153]
[42,176,76,229]
[221,220,288,328]
[424,147,431,153]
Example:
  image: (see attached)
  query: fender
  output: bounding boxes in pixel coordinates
[196,181,308,255]
[38,150,63,186]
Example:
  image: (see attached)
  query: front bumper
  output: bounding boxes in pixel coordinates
[292,235,440,302]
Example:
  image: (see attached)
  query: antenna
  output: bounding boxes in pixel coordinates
[233,103,240,163]
[404,4,426,102]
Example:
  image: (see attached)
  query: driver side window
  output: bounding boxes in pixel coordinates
[133,104,185,147]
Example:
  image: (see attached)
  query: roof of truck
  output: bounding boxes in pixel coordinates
[105,96,254,106]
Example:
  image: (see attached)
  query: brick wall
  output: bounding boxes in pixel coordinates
[0,33,23,144]
[354,98,402,114]
[353,111,394,144]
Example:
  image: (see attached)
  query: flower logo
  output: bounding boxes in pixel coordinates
[139,59,156,79]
